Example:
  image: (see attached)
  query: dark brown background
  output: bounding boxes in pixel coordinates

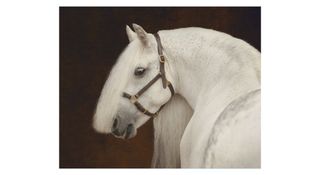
[60,7,260,168]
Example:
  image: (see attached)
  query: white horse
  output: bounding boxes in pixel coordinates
[93,24,261,168]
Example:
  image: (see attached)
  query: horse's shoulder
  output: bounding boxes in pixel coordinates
[203,89,261,167]
[217,89,260,122]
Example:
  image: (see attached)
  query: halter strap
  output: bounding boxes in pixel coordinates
[136,73,162,98]
[154,33,167,88]
[122,32,175,117]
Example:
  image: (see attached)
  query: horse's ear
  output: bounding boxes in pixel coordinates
[132,23,149,46]
[126,25,136,42]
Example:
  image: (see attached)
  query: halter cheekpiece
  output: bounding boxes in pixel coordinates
[122,33,175,117]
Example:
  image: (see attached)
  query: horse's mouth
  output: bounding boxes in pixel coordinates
[111,132,135,140]
[111,124,136,140]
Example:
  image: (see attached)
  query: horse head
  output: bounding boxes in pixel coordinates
[93,24,175,139]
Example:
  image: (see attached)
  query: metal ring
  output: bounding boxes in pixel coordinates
[159,55,165,63]
[130,95,138,103]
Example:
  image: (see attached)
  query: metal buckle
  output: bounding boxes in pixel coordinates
[143,109,148,114]
[159,55,165,63]
[130,95,138,103]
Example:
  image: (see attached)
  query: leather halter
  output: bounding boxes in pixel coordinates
[122,33,175,117]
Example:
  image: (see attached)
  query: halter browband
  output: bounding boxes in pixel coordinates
[122,33,175,117]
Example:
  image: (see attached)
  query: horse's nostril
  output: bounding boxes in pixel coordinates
[125,124,134,139]
[112,118,119,130]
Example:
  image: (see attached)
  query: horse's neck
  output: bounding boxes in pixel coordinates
[152,29,260,167]
[161,28,261,114]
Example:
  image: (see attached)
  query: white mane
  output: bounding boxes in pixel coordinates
[152,94,192,168]
[93,41,142,133]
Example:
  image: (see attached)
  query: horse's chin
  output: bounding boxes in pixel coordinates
[112,133,136,140]
[124,131,137,140]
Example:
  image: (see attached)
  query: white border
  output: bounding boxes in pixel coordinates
[1,0,320,175]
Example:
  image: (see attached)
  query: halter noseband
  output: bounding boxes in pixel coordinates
[122,33,175,117]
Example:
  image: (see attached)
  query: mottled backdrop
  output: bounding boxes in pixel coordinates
[60,7,260,168]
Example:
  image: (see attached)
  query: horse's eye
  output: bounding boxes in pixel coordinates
[134,67,146,76]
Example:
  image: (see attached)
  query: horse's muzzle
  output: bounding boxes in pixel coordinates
[111,117,134,139]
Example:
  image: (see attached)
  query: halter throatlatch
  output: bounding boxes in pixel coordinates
[122,33,175,117]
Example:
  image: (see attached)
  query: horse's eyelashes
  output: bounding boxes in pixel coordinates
[134,67,146,76]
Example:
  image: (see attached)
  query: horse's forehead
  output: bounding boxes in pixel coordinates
[122,44,155,64]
